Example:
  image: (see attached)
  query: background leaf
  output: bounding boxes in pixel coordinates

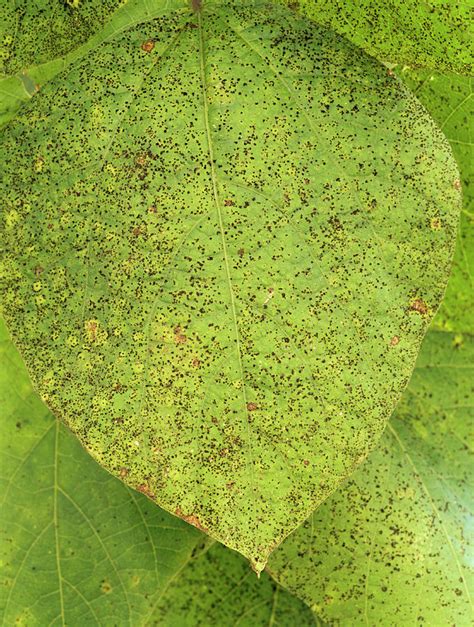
[276,0,473,75]
[267,329,474,624]
[0,1,461,569]
[0,318,316,625]
[398,69,473,334]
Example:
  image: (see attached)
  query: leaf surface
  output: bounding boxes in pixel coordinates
[0,0,188,129]
[399,69,474,333]
[277,0,473,75]
[268,329,474,624]
[0,318,315,626]
[0,0,461,568]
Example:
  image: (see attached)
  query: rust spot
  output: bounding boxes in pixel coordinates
[132,225,144,237]
[175,507,208,532]
[219,448,229,457]
[191,357,201,367]
[174,325,187,344]
[224,199,234,206]
[453,179,461,191]
[119,467,129,479]
[390,335,400,346]
[186,22,198,29]
[148,205,157,213]
[226,481,235,490]
[85,320,98,341]
[141,40,155,53]
[303,459,310,466]
[113,382,123,392]
[238,248,244,258]
[191,0,202,11]
[430,217,442,230]
[247,402,258,411]
[34,265,44,276]
[387,68,394,77]
[137,484,156,499]
[303,178,310,184]
[410,299,428,315]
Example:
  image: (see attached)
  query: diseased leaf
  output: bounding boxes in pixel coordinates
[277,0,473,75]
[0,1,461,569]
[0,317,316,625]
[0,316,205,625]
[268,330,474,624]
[399,69,473,333]
[0,0,124,75]
[0,0,188,129]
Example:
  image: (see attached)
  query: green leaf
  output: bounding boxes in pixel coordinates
[0,316,317,625]
[0,0,188,129]
[0,317,205,625]
[0,0,123,75]
[153,542,318,625]
[276,0,473,75]
[0,1,461,569]
[268,330,474,624]
[398,69,473,333]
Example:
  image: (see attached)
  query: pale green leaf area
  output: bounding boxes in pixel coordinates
[399,69,473,334]
[0,318,316,626]
[0,1,461,569]
[0,0,124,75]
[0,0,190,128]
[268,330,474,624]
[277,0,473,75]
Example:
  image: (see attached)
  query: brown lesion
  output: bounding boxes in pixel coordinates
[191,0,202,12]
[174,325,187,344]
[409,298,429,315]
[141,40,155,53]
[175,507,208,532]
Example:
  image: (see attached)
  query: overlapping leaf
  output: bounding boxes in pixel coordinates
[399,69,473,334]
[0,1,461,568]
[277,0,473,74]
[268,330,474,624]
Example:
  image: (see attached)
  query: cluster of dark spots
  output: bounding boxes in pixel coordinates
[16,422,22,429]
[409,299,429,315]
[140,39,155,53]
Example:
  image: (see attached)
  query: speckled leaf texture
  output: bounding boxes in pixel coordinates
[0,0,123,75]
[0,1,461,569]
[399,69,473,334]
[0,318,316,625]
[268,330,474,624]
[277,0,473,75]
